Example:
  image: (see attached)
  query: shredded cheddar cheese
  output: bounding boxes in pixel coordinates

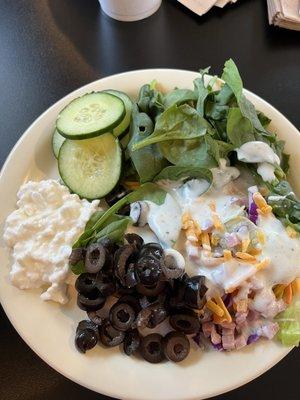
[256,257,270,271]
[206,299,224,317]
[223,249,232,261]
[241,238,250,253]
[235,251,256,262]
[257,230,266,245]
[286,226,298,238]
[201,232,211,251]
[273,284,285,299]
[215,296,232,323]
[292,278,300,295]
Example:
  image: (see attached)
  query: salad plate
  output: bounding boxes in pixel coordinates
[0,67,299,400]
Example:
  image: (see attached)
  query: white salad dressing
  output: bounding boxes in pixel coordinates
[236,141,280,183]
[4,180,99,304]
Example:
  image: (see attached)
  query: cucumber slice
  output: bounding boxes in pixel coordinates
[52,129,65,159]
[104,90,132,138]
[56,92,125,140]
[58,133,122,199]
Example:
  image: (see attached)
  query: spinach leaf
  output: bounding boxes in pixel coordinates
[257,111,271,128]
[94,217,131,242]
[163,89,197,108]
[85,211,105,231]
[128,105,167,183]
[267,180,300,233]
[205,135,234,161]
[73,183,166,248]
[221,59,266,133]
[137,83,164,118]
[159,137,217,168]
[205,83,235,121]
[70,260,85,275]
[226,107,255,147]
[132,104,211,151]
[193,67,210,117]
[154,165,212,185]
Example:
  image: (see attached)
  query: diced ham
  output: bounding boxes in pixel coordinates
[202,322,214,338]
[256,321,279,340]
[222,328,235,350]
[211,325,222,345]
[235,333,247,350]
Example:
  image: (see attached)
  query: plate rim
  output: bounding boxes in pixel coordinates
[0,68,297,400]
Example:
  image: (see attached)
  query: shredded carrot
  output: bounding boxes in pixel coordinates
[215,296,232,323]
[284,284,293,305]
[258,205,272,215]
[206,299,224,317]
[292,278,300,295]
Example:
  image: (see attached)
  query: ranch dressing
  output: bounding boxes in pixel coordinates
[236,141,280,183]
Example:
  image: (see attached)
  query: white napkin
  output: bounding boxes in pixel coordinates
[177,0,238,16]
[267,0,300,31]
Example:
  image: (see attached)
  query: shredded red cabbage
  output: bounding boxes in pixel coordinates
[247,334,260,345]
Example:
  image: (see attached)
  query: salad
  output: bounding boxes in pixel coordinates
[4,59,300,364]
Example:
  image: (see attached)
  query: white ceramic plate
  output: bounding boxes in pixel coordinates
[0,69,299,400]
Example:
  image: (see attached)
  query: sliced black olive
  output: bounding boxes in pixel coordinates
[77,319,99,333]
[75,319,99,353]
[161,249,185,280]
[123,329,141,356]
[140,243,163,260]
[135,256,162,286]
[117,295,141,313]
[105,185,130,207]
[99,237,118,253]
[136,303,168,329]
[96,280,116,297]
[136,281,166,297]
[100,319,125,347]
[75,329,98,353]
[77,291,106,312]
[69,247,86,266]
[85,243,106,273]
[140,333,165,363]
[163,331,190,362]
[124,233,144,250]
[184,276,207,309]
[109,302,136,331]
[75,273,97,296]
[169,274,189,308]
[87,310,103,326]
[124,262,138,288]
[169,309,200,334]
[114,245,137,285]
[118,203,131,216]
[129,201,149,226]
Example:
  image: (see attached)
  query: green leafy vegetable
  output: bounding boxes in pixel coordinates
[159,137,217,168]
[70,260,85,275]
[132,104,211,151]
[128,105,167,183]
[193,67,210,116]
[226,107,255,147]
[163,89,197,108]
[276,300,300,346]
[257,111,271,128]
[154,165,212,185]
[267,180,300,233]
[221,59,266,133]
[94,217,131,242]
[73,183,166,248]
[137,83,164,118]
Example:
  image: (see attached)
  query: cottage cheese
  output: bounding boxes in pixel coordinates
[3,180,99,304]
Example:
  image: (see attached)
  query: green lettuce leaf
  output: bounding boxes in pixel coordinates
[276,300,300,346]
[154,165,212,185]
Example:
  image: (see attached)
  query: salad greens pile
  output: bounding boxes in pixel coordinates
[73,58,299,263]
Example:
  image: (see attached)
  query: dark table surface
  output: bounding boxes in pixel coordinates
[0,0,299,399]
